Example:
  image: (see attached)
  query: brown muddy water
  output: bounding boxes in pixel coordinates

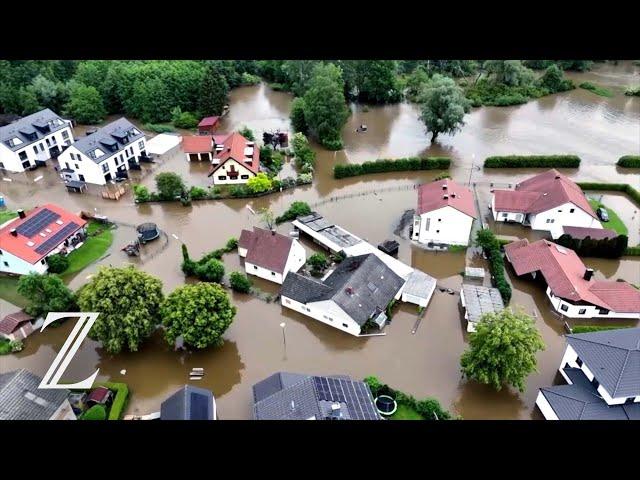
[1,62,639,419]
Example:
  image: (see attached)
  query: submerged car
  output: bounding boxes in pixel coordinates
[597,207,609,222]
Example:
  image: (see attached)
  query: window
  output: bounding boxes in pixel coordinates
[75,164,79,169]
[576,358,583,367]
[578,308,586,314]
[65,162,70,169]
[570,208,575,213]
[342,323,348,328]
[41,259,46,265]
[101,163,109,173]
[3,261,8,267]
[19,151,27,161]
[438,218,442,222]
[39,143,45,152]
[271,272,275,276]
[502,213,508,218]
[46,138,51,147]
[592,379,600,390]
[557,209,562,213]
[0,250,3,255]
[218,176,227,181]
[598,308,609,315]
[305,307,311,312]
[241,175,249,179]
[138,140,144,150]
[546,218,555,224]
[253,265,258,270]
[33,146,38,154]
[50,136,57,144]
[560,304,568,312]
[62,130,69,140]
[436,230,440,233]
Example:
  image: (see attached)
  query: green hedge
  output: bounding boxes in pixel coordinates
[334,157,450,179]
[625,246,640,256]
[484,155,581,168]
[95,382,129,420]
[577,182,640,206]
[475,229,512,303]
[571,325,630,334]
[617,155,640,168]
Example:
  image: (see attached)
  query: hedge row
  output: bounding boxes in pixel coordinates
[334,157,450,179]
[475,229,512,303]
[577,182,640,206]
[484,155,581,168]
[625,246,640,256]
[571,325,630,334]
[95,382,129,420]
[617,155,640,168]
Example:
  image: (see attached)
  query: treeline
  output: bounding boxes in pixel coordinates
[484,155,581,168]
[556,234,628,258]
[334,157,450,179]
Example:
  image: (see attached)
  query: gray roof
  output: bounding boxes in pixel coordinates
[296,212,362,248]
[0,108,69,151]
[160,385,215,420]
[0,369,70,420]
[71,117,144,163]
[462,284,505,324]
[252,372,379,420]
[540,368,639,420]
[566,327,640,399]
[403,269,437,299]
[280,254,405,326]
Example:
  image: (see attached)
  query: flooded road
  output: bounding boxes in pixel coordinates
[1,61,639,419]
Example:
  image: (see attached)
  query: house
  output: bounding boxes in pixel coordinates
[460,284,505,332]
[56,117,147,185]
[0,108,74,172]
[491,169,602,238]
[280,253,405,336]
[86,386,114,407]
[0,310,43,341]
[535,328,640,420]
[182,133,229,162]
[411,179,477,247]
[252,372,380,420]
[207,132,260,185]
[0,369,76,420]
[0,204,87,275]
[238,227,306,284]
[197,116,220,135]
[160,385,217,420]
[505,239,640,319]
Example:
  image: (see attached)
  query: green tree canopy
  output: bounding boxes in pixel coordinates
[64,82,106,124]
[17,273,76,318]
[229,271,252,293]
[77,266,164,354]
[155,172,185,200]
[539,64,573,93]
[346,60,401,104]
[198,64,229,116]
[161,282,236,349]
[290,97,308,133]
[460,309,545,392]
[246,172,272,194]
[483,60,535,87]
[418,74,470,141]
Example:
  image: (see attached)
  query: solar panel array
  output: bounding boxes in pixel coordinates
[313,376,379,420]
[15,209,60,238]
[35,222,79,255]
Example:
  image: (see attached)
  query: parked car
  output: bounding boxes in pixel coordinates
[597,207,609,222]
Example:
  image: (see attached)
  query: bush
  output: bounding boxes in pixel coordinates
[46,254,69,273]
[241,72,261,86]
[484,155,580,168]
[618,155,640,168]
[307,252,328,270]
[10,340,24,352]
[290,97,308,133]
[577,182,640,206]
[625,85,640,97]
[475,229,512,303]
[237,125,255,141]
[334,157,451,179]
[226,237,238,251]
[189,186,208,200]
[579,82,613,97]
[297,173,313,185]
[133,184,151,202]
[172,111,199,129]
[143,123,174,134]
[321,137,343,151]
[155,172,185,200]
[246,172,273,194]
[81,404,107,421]
[275,201,312,224]
[230,271,252,293]
[195,258,225,283]
[229,185,250,198]
[465,79,547,107]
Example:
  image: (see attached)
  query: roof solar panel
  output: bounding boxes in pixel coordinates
[35,222,79,255]
[189,392,211,420]
[15,209,61,238]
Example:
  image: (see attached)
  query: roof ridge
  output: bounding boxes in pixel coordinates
[611,350,632,398]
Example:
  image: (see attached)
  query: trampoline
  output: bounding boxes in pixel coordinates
[375,395,398,416]
[136,223,160,243]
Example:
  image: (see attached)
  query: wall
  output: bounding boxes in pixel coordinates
[414,206,474,246]
[280,296,361,336]
[546,287,639,319]
[245,260,284,284]
[211,158,256,185]
[530,202,602,238]
[283,240,306,277]
[0,125,73,173]
[491,194,526,223]
[535,391,559,420]
[0,249,47,275]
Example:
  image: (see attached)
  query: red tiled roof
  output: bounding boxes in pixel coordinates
[240,227,294,274]
[0,204,86,264]
[198,116,220,127]
[493,169,597,219]
[87,386,112,404]
[0,311,33,335]
[417,179,477,218]
[209,132,260,176]
[562,226,618,240]
[504,239,640,312]
[182,135,213,154]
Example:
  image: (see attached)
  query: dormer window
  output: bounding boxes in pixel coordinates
[8,137,23,147]
[92,148,105,159]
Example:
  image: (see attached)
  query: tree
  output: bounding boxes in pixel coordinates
[237,125,255,141]
[483,60,535,87]
[17,273,76,318]
[418,74,470,141]
[229,271,252,293]
[171,107,199,129]
[133,184,150,203]
[198,64,228,116]
[195,258,225,283]
[81,404,107,420]
[155,172,185,200]
[539,64,573,93]
[290,97,308,133]
[259,207,275,230]
[275,201,312,224]
[460,309,545,392]
[46,254,69,274]
[406,67,430,102]
[17,87,41,115]
[161,283,236,350]
[64,82,106,124]
[30,75,67,112]
[77,266,164,354]
[352,60,401,104]
[307,252,328,270]
[246,172,272,194]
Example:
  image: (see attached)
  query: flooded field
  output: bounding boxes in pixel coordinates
[1,61,639,419]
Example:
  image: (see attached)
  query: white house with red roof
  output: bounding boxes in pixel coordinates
[412,179,478,247]
[182,133,230,163]
[0,204,87,276]
[238,227,306,284]
[491,169,602,238]
[505,239,640,319]
[207,132,260,185]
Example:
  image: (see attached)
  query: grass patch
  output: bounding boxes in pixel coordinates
[390,403,425,420]
[579,82,614,97]
[0,275,28,307]
[588,199,628,236]
[0,210,18,225]
[448,244,467,253]
[62,221,114,276]
[572,325,631,334]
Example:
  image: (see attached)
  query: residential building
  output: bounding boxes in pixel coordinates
[491,169,602,238]
[0,109,74,172]
[182,133,229,162]
[460,284,505,332]
[505,239,640,319]
[252,372,380,420]
[238,227,306,284]
[536,328,640,420]
[207,132,260,185]
[160,385,217,420]
[280,253,405,336]
[0,204,87,275]
[0,310,43,341]
[412,179,477,247]
[56,118,147,185]
[197,116,220,135]
[0,369,76,420]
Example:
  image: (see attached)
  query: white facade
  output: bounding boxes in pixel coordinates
[281,296,363,336]
[546,286,639,320]
[57,137,147,185]
[0,317,44,342]
[211,158,256,185]
[535,391,560,420]
[0,123,74,173]
[412,205,474,247]
[241,239,306,285]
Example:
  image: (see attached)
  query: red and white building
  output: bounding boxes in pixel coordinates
[182,133,230,163]
[207,132,260,185]
[505,239,640,319]
[491,169,602,239]
[0,204,87,276]
[197,116,220,135]
[0,311,43,341]
[238,227,306,284]
[412,179,478,247]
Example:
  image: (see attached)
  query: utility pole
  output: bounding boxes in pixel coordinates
[280,322,287,358]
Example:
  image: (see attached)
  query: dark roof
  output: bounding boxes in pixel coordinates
[72,117,144,163]
[87,386,112,404]
[239,227,294,274]
[280,254,404,326]
[566,327,640,399]
[0,109,69,151]
[0,369,70,420]
[0,310,34,335]
[160,385,215,420]
[561,226,618,240]
[252,372,380,420]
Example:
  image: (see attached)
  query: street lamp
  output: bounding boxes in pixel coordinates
[467,154,481,187]
[280,322,287,358]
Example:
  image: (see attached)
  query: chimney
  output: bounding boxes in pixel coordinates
[17,209,25,219]
[584,268,594,281]
[10,228,17,237]
[271,229,276,235]
[442,184,448,190]
[451,193,457,198]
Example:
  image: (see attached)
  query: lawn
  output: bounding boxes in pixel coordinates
[390,403,425,420]
[588,199,628,236]
[0,275,28,307]
[62,221,114,276]
[0,210,18,225]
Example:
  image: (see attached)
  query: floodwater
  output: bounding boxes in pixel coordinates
[1,62,639,419]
